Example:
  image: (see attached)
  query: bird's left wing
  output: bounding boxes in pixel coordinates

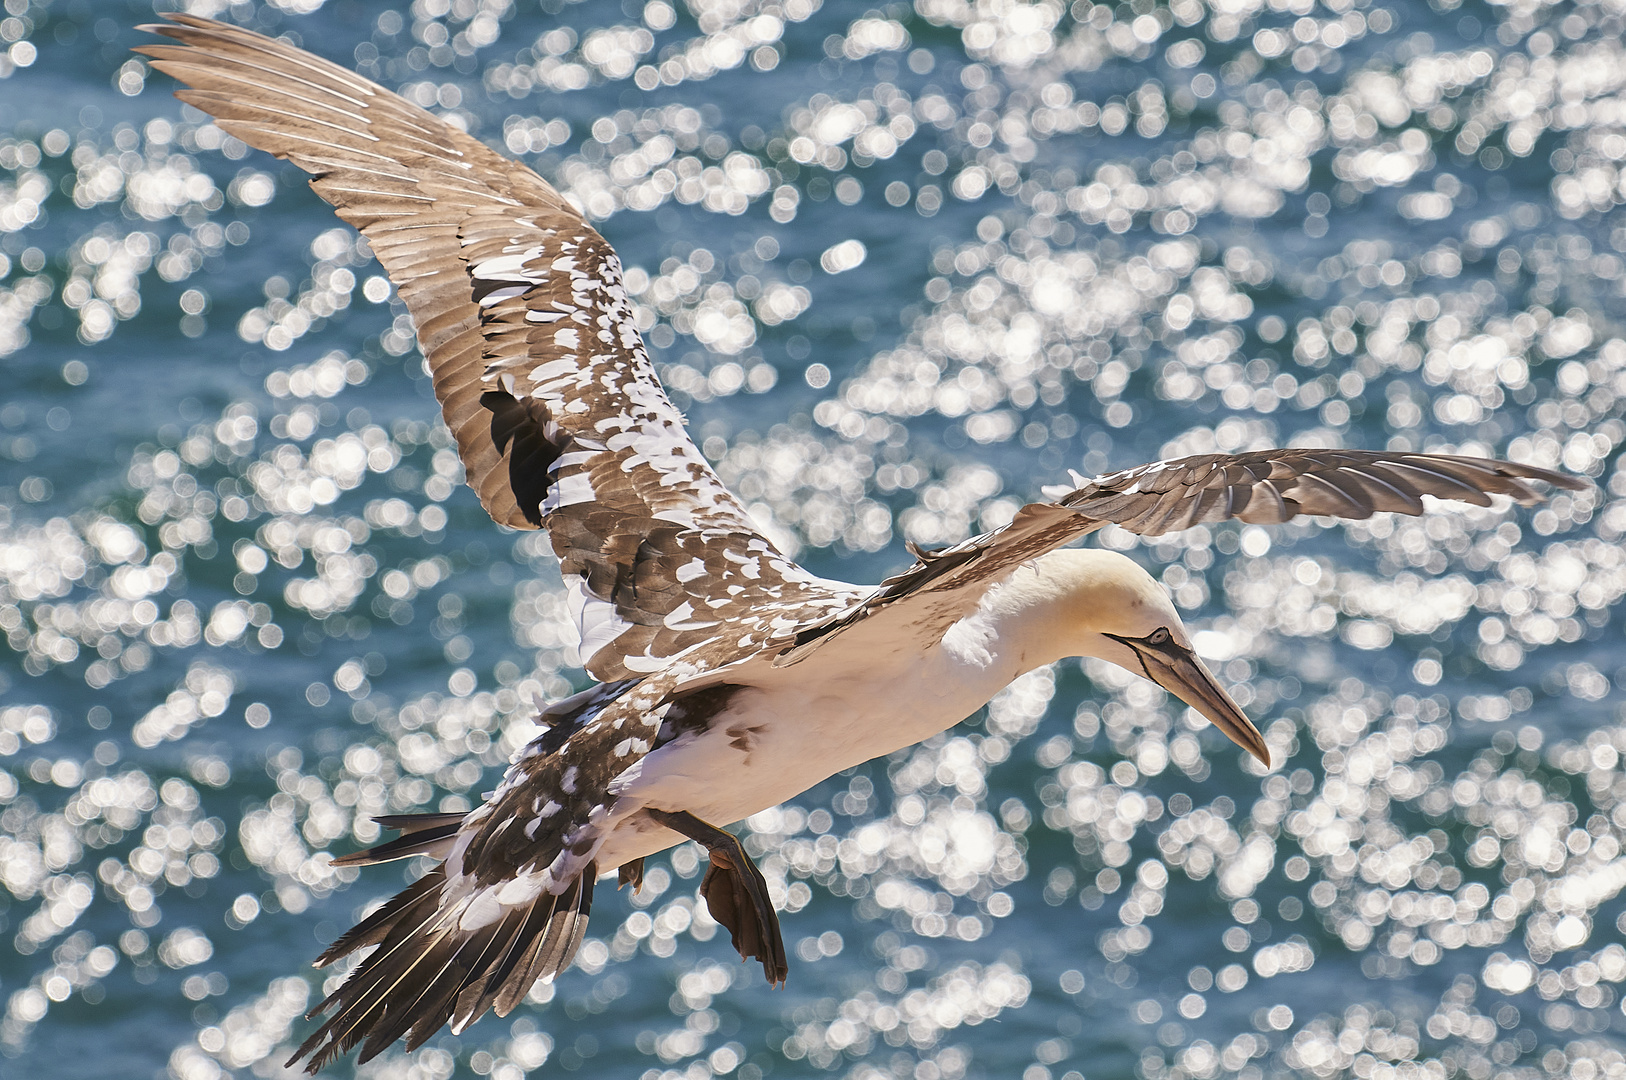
[778,449,1585,664]
[139,16,862,681]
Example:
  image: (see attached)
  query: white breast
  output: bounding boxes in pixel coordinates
[591,614,1029,870]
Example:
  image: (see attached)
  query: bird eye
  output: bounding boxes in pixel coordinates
[1146,627,1170,645]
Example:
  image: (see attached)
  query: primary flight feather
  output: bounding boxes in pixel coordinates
[136,15,1584,1071]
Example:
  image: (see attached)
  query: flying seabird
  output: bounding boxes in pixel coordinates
[138,15,1585,1072]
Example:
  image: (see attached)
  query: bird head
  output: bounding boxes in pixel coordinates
[1022,548,1270,767]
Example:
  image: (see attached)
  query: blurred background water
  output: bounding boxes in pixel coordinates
[0,0,1624,1077]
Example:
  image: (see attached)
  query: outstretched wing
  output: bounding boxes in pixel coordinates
[778,449,1585,664]
[138,16,860,681]
[1045,449,1584,533]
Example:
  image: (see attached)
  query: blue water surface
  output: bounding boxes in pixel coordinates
[2,1,1625,1079]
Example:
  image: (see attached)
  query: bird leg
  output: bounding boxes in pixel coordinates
[617,858,645,892]
[644,809,788,986]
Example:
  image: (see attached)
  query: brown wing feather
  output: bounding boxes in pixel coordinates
[139,16,862,682]
[779,449,1582,666]
[1057,450,1582,529]
[137,16,566,530]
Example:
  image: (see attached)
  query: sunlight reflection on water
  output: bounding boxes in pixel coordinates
[1,0,1625,1078]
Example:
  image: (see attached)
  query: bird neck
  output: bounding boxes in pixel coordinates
[938,555,1102,680]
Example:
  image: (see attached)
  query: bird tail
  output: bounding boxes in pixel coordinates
[289,859,597,1073]
[327,813,468,868]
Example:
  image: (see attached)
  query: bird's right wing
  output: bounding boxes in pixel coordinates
[776,449,1585,665]
[138,17,863,683]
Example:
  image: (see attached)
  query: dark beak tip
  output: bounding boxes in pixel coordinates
[1212,705,1271,769]
[1120,632,1273,770]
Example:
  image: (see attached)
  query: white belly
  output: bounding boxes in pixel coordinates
[592,631,1022,870]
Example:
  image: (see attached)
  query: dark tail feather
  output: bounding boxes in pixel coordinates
[289,866,599,1073]
[372,812,469,832]
[536,873,595,981]
[314,869,445,968]
[449,861,598,1032]
[295,881,462,1070]
[450,894,557,1032]
[498,866,594,1015]
[355,923,492,1063]
[358,909,515,1062]
[329,823,463,868]
[329,814,469,868]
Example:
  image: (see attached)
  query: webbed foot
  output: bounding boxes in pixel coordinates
[645,809,788,985]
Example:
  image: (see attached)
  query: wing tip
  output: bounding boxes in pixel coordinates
[1515,464,1590,494]
[1488,462,1589,506]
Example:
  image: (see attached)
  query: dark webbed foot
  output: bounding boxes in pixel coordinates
[645,809,788,985]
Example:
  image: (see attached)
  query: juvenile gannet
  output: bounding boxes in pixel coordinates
[137,16,1585,1071]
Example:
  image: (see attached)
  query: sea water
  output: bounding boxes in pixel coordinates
[0,1,1623,1078]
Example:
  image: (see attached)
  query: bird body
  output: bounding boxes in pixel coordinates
[594,548,1159,871]
[134,15,1587,1071]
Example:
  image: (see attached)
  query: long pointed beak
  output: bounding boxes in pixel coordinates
[1108,633,1270,767]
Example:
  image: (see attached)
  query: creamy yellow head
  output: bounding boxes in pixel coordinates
[1001,548,1269,766]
